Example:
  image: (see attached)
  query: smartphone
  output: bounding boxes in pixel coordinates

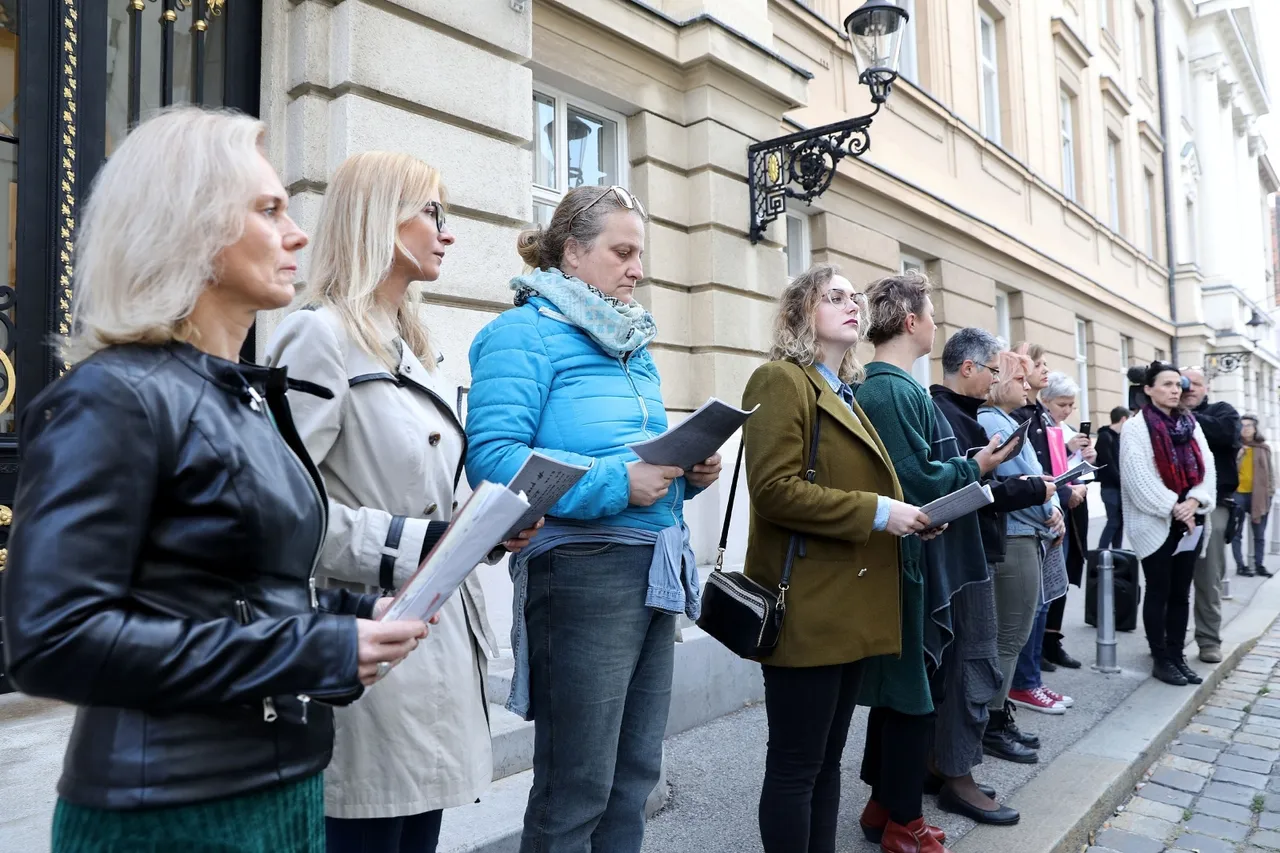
[1079,421,1092,436]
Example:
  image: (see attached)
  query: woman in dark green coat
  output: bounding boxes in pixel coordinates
[742,264,933,853]
[852,271,1013,853]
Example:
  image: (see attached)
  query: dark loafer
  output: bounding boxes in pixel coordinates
[924,774,996,799]
[937,786,1021,826]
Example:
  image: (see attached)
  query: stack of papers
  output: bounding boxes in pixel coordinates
[628,398,759,470]
[918,481,995,528]
[502,451,590,539]
[967,418,1032,459]
[379,481,530,623]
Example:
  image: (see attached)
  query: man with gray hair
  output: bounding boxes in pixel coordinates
[927,328,1051,824]
[1181,367,1241,663]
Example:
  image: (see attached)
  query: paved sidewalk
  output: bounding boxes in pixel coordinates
[1092,618,1280,853]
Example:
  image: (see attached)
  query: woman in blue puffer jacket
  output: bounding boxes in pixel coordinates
[465,185,722,853]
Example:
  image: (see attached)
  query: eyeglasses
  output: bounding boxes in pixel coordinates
[423,201,447,234]
[977,362,1002,378]
[568,185,648,228]
[822,289,867,310]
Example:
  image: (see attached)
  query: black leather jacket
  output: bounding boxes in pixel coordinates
[2,343,376,809]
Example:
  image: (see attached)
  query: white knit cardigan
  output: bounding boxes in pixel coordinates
[1119,410,1217,559]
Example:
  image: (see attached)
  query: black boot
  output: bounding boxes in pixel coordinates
[1153,656,1189,686]
[1174,656,1204,684]
[983,709,1039,764]
[1043,634,1083,669]
[1040,657,1058,673]
[1238,565,1256,577]
[1003,701,1041,749]
[1257,565,1273,578]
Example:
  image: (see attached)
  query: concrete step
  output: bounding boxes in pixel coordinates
[438,749,670,853]
[488,702,534,781]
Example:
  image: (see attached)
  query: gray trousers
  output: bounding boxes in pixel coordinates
[934,573,1001,777]
[989,537,1042,712]
[1193,505,1230,650]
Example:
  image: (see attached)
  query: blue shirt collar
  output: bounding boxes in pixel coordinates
[814,363,856,411]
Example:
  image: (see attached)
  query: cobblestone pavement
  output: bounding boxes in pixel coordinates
[1091,618,1280,853]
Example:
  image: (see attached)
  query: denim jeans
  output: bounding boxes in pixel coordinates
[1100,486,1124,550]
[989,538,1042,710]
[1232,492,1270,570]
[520,542,675,853]
[1012,601,1049,691]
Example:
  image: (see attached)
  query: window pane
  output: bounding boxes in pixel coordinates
[532,200,555,229]
[912,355,931,387]
[1076,320,1087,356]
[532,93,556,189]
[566,106,618,190]
[786,214,807,278]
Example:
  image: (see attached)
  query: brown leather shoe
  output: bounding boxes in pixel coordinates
[880,817,954,853]
[861,802,946,845]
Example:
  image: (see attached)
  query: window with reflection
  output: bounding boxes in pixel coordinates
[529,86,626,229]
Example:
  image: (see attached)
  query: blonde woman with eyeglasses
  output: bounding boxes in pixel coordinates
[465,184,721,853]
[265,151,538,853]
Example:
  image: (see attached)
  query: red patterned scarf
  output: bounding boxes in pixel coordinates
[1143,404,1205,496]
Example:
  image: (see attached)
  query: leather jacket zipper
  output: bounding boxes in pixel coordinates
[245,383,326,723]
[234,598,278,722]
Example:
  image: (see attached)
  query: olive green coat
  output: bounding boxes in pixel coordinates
[741,360,904,668]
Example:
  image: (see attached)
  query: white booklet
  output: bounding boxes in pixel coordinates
[503,451,590,539]
[379,481,530,623]
[1053,460,1103,487]
[918,481,995,528]
[628,398,759,470]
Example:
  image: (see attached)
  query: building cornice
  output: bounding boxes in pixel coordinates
[1138,119,1164,153]
[1100,74,1134,116]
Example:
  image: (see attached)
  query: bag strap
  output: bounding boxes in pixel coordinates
[714,407,824,593]
[779,414,822,598]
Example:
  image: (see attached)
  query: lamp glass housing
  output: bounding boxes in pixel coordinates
[843,0,909,102]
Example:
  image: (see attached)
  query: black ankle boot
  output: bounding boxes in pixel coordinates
[1153,657,1189,686]
[983,709,1039,764]
[1174,657,1204,684]
[1257,566,1273,578]
[1238,566,1256,577]
[1043,635,1083,669]
[1003,701,1041,749]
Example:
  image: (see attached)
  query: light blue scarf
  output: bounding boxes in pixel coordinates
[511,268,658,359]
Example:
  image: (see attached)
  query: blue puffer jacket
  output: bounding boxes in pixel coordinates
[465,294,692,531]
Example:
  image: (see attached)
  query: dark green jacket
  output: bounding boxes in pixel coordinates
[854,361,981,714]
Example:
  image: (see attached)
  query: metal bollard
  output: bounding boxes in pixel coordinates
[1093,549,1121,673]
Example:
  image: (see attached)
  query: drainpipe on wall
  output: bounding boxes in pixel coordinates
[1154,0,1180,364]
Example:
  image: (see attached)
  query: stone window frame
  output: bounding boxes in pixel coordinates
[1099,75,1133,240]
[1052,18,1091,208]
[1132,0,1157,108]
[529,83,630,226]
[976,5,1003,146]
[994,289,1012,343]
[1137,120,1164,260]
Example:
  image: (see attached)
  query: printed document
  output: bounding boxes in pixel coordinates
[1174,525,1205,555]
[628,398,759,470]
[918,481,994,528]
[379,481,530,623]
[967,418,1032,459]
[1053,460,1103,487]
[503,451,590,539]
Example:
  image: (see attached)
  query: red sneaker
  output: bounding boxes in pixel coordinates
[1008,686,1066,715]
[1041,686,1074,708]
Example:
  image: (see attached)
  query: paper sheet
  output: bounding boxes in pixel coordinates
[503,451,590,539]
[628,398,759,470]
[917,481,995,528]
[1053,460,1103,486]
[380,482,530,623]
[1174,525,1204,555]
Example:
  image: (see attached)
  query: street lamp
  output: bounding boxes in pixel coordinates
[747,0,909,243]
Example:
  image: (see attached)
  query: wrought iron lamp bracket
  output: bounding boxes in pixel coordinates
[747,102,881,244]
[1204,350,1252,379]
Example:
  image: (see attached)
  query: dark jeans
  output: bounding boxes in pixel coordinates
[521,543,674,853]
[1012,601,1049,691]
[1141,527,1198,661]
[758,662,863,853]
[860,707,936,826]
[326,811,443,853]
[1232,491,1270,570]
[1100,486,1124,549]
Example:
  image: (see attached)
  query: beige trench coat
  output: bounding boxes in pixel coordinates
[266,305,498,819]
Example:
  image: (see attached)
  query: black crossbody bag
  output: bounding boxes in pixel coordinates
[696,414,822,659]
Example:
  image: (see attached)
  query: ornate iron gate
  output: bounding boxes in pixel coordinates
[0,0,262,693]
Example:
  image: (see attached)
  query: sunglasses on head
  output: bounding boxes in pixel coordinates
[568,185,648,228]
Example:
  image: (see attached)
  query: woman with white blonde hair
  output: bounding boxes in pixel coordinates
[265,150,539,853]
[2,108,429,852]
